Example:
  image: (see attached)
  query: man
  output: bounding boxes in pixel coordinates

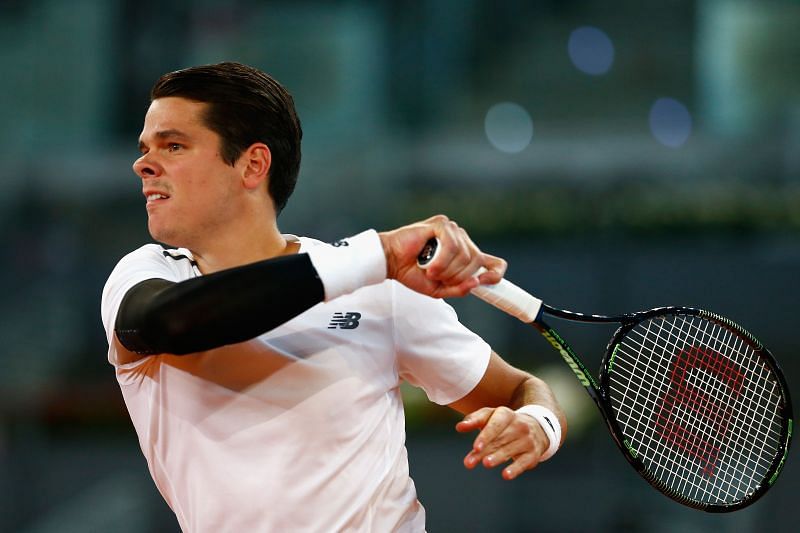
[101,62,565,532]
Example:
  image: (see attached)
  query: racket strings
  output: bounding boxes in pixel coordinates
[661,319,779,502]
[624,317,781,503]
[624,317,781,504]
[606,314,784,505]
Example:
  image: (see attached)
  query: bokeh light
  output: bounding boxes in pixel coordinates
[649,97,693,148]
[484,102,534,154]
[568,26,615,75]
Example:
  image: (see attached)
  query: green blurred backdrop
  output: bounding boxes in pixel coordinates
[1,0,798,531]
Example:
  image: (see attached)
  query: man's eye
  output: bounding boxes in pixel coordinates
[167,143,182,152]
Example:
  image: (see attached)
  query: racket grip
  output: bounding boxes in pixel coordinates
[417,238,542,323]
[471,269,542,324]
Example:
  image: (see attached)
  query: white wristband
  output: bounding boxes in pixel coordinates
[305,229,387,301]
[516,404,561,462]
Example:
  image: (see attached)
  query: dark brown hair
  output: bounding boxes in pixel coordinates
[151,62,302,214]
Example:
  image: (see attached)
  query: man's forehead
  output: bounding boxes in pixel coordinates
[147,96,207,121]
[140,97,209,136]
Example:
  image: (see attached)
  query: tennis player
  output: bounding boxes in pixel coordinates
[100,62,566,532]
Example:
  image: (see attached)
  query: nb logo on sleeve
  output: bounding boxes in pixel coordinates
[328,312,361,329]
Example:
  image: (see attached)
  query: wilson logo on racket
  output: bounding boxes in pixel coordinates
[328,312,361,330]
[654,345,745,478]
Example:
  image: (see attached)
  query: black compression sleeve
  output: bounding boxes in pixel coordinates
[114,253,325,355]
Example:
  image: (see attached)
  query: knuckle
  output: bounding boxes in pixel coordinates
[515,424,536,443]
[495,406,514,417]
[511,415,537,438]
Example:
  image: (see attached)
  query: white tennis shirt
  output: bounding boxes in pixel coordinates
[101,233,491,532]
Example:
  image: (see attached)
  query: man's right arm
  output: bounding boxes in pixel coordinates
[110,228,386,361]
[110,215,506,363]
[115,253,325,356]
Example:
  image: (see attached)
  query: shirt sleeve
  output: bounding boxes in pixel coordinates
[391,283,491,405]
[100,245,182,365]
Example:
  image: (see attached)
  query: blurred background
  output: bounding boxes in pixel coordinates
[1,0,798,531]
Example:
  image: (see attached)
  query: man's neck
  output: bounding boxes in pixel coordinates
[191,223,299,274]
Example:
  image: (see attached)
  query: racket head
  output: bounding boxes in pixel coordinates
[597,307,792,512]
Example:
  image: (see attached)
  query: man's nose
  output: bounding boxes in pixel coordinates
[132,154,162,179]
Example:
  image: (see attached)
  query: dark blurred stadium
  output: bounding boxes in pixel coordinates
[0,1,797,531]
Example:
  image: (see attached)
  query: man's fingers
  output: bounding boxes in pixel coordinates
[428,228,478,283]
[472,406,515,449]
[455,407,494,434]
[480,439,535,469]
[476,254,507,285]
[459,406,516,467]
[430,277,480,299]
[424,230,471,281]
[502,452,540,480]
[421,220,487,286]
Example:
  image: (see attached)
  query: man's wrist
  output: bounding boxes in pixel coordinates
[515,404,561,461]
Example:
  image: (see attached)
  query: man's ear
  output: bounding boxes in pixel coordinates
[241,143,272,190]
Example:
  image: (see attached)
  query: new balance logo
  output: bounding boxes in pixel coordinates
[328,312,361,329]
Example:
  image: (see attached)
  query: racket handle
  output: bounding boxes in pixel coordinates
[417,238,542,323]
[471,269,542,323]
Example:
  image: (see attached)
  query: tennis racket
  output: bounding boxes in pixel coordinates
[418,239,793,512]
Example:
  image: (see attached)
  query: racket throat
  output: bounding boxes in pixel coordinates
[536,324,599,391]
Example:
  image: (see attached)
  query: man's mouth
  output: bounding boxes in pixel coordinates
[147,193,170,202]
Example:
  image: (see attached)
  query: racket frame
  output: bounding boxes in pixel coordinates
[535,304,793,512]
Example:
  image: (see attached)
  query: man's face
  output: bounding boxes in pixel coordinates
[133,97,241,248]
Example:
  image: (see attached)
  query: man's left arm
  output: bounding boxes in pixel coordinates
[448,352,567,480]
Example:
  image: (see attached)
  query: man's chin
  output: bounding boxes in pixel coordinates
[148,225,180,248]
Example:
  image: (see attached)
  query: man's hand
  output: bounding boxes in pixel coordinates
[456,406,551,480]
[378,214,506,299]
